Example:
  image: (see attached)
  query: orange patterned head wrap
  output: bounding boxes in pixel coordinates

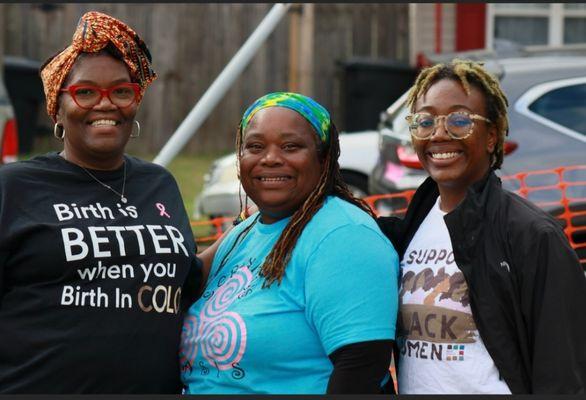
[40,11,157,120]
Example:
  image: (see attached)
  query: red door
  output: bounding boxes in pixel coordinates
[456,4,486,51]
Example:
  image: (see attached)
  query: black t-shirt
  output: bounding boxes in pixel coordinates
[0,152,202,393]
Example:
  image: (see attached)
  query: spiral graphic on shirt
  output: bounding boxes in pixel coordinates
[180,266,252,376]
[202,267,253,319]
[199,311,247,370]
[179,315,199,370]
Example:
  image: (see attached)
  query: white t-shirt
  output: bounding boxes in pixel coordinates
[397,197,511,394]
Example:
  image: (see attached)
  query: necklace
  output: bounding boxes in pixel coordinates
[80,161,128,204]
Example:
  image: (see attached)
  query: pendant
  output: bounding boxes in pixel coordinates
[121,196,128,204]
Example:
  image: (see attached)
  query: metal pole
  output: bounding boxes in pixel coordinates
[153,3,291,166]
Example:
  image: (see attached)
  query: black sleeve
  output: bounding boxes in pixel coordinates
[517,223,586,393]
[327,339,394,394]
[180,256,204,312]
[376,216,404,254]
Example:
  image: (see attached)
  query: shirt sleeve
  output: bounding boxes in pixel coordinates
[327,339,395,394]
[376,215,405,254]
[305,223,400,355]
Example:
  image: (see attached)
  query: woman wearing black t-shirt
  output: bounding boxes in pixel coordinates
[0,11,205,393]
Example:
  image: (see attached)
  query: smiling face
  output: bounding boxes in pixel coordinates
[412,78,496,200]
[56,52,138,169]
[239,107,324,224]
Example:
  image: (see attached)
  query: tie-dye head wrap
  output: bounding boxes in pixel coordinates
[40,11,157,120]
[240,92,331,144]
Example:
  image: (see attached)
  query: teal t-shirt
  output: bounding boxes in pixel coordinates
[180,196,399,394]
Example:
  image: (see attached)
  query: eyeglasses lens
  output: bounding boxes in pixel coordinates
[446,113,473,138]
[72,87,99,108]
[111,87,135,104]
[410,114,434,139]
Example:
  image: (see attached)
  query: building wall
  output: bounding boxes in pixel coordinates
[2,3,409,154]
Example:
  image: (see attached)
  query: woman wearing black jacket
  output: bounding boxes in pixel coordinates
[378,59,586,394]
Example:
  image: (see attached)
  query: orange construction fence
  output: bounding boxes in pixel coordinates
[191,216,233,246]
[191,165,586,267]
[363,165,586,268]
[500,165,586,267]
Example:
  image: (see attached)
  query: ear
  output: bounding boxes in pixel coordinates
[486,123,497,154]
[54,102,64,126]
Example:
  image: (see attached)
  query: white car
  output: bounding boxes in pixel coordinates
[192,131,379,219]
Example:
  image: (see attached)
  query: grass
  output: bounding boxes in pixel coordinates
[162,152,227,218]
[154,152,231,246]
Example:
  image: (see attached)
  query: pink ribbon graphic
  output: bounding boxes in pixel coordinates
[156,202,171,218]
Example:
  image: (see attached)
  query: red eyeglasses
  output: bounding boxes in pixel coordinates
[59,83,140,109]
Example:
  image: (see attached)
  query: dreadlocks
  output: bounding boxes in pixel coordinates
[407,59,509,169]
[235,122,376,288]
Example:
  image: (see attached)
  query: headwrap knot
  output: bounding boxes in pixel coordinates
[40,11,157,120]
[240,92,331,144]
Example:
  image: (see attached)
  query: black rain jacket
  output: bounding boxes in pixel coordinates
[377,170,586,394]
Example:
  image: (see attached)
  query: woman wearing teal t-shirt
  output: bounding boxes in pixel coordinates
[180,92,400,394]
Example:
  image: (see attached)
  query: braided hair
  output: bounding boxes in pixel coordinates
[235,120,376,288]
[407,59,509,168]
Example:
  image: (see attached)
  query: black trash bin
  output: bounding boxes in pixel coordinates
[4,56,46,154]
[338,57,417,132]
